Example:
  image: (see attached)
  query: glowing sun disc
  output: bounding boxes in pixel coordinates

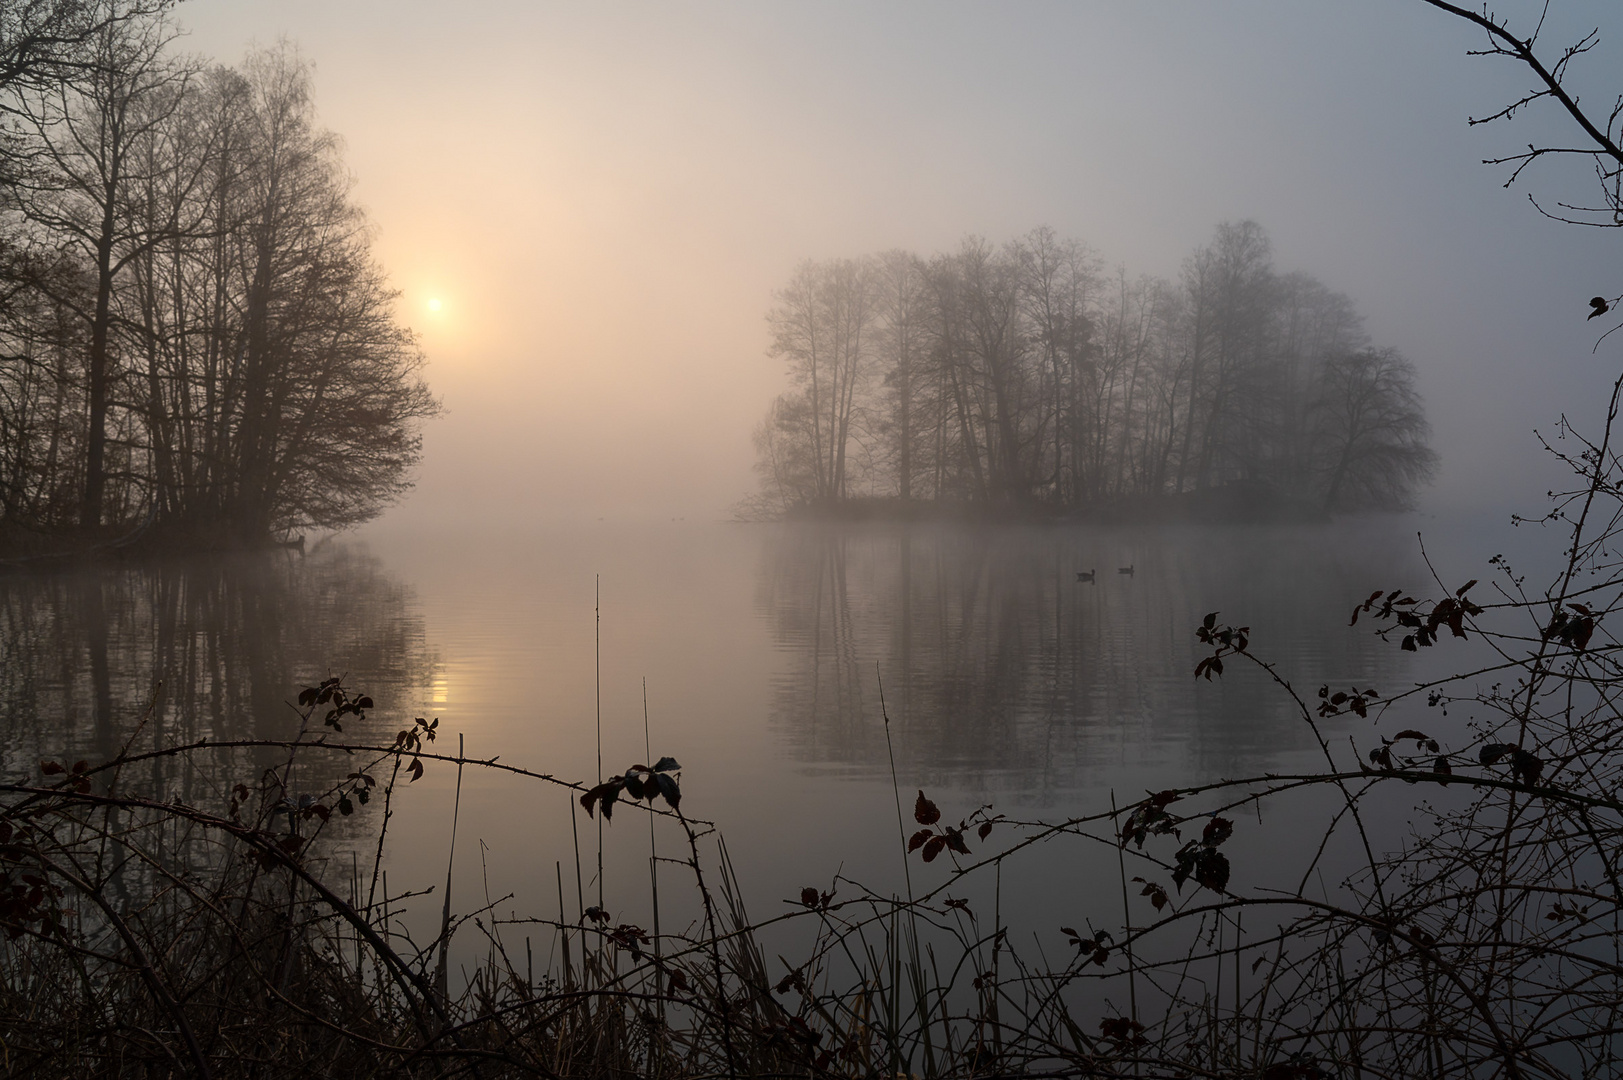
[427,298,443,312]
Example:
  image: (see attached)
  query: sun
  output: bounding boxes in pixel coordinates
[427,297,443,313]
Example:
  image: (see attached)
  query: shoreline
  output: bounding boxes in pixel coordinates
[776,482,1334,526]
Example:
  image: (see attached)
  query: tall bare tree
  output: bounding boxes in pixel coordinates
[6,8,196,527]
[873,249,929,502]
[766,258,877,505]
[1313,347,1437,509]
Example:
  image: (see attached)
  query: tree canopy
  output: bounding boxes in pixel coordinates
[753,222,1435,518]
[0,6,438,551]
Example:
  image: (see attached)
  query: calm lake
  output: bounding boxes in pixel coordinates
[0,513,1537,956]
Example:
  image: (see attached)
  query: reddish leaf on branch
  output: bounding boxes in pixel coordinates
[1133,876,1170,911]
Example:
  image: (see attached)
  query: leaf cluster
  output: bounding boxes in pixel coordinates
[580,757,682,821]
[297,677,374,732]
[1354,582,1482,652]
[906,790,997,863]
[1193,611,1248,680]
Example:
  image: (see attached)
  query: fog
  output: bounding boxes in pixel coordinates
[174,0,1619,523]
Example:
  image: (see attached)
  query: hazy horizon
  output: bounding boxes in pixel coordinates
[174,0,1620,525]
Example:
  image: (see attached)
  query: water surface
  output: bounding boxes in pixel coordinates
[1,516,1482,945]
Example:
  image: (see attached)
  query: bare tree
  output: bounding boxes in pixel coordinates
[1420,0,1623,332]
[1423,0,1622,225]
[873,249,929,502]
[1313,347,1437,510]
[766,258,878,505]
[929,238,1037,503]
[754,224,1435,517]
[1271,272,1368,492]
[0,240,87,529]
[0,32,438,549]
[6,8,197,527]
[151,46,437,538]
[1017,226,1102,503]
[1187,221,1277,491]
[0,0,170,97]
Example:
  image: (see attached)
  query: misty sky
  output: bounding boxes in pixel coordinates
[175,0,1619,523]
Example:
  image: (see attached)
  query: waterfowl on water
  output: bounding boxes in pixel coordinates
[1076,569,1096,583]
[1118,565,1134,577]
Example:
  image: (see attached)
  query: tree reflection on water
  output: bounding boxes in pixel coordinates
[757,522,1423,792]
[0,541,434,797]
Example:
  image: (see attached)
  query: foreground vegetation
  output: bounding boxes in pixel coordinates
[6,355,1623,1076]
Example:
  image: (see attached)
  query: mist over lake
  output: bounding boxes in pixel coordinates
[2,513,1484,915]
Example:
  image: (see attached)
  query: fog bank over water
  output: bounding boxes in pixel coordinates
[175,1,1618,523]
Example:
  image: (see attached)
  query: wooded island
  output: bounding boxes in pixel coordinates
[752,223,1436,521]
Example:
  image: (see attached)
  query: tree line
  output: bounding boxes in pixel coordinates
[753,222,1436,517]
[0,1,437,551]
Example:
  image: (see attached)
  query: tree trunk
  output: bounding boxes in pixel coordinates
[80,204,117,529]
